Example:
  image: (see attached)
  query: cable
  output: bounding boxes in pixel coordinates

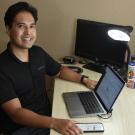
[97,112,112,119]
[97,109,113,119]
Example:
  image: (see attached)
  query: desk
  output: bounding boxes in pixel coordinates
[50,66,135,135]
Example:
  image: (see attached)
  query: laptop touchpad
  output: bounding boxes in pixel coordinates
[64,93,86,116]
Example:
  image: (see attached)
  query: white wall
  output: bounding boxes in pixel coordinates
[0,0,135,60]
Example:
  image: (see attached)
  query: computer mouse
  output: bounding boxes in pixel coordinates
[66,66,83,73]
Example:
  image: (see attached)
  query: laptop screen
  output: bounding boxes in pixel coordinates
[95,66,125,112]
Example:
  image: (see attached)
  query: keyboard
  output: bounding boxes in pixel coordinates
[83,63,105,73]
[66,66,83,73]
[78,92,103,114]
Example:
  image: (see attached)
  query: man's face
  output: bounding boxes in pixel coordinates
[7,11,37,49]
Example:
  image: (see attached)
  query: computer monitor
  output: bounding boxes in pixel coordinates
[75,19,132,71]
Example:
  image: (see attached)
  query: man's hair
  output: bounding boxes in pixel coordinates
[4,1,38,27]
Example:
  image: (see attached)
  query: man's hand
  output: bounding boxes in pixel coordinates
[52,118,83,135]
[83,78,97,90]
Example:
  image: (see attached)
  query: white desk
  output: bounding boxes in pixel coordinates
[50,66,135,135]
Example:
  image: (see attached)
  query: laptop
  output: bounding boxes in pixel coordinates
[63,65,125,118]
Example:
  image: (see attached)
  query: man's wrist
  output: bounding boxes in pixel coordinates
[80,75,89,85]
[50,117,57,129]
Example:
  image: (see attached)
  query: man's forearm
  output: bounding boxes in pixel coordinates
[9,107,83,135]
[11,107,55,129]
[59,66,81,83]
[58,66,97,89]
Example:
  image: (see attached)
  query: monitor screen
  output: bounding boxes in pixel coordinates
[75,19,132,68]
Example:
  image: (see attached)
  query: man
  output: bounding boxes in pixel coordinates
[0,2,97,135]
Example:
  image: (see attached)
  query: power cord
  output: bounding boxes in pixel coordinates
[97,109,113,119]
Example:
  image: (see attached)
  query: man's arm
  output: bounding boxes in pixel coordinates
[56,66,97,89]
[2,98,82,135]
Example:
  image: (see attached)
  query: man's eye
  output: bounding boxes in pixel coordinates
[30,25,36,28]
[17,24,25,28]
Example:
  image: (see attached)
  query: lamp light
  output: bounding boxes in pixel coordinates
[108,29,130,41]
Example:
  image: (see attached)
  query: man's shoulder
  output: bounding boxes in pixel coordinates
[0,50,10,71]
[0,50,8,63]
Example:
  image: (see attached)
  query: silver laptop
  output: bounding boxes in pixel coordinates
[63,65,125,118]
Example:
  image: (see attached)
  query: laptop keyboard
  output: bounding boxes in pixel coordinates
[78,92,104,114]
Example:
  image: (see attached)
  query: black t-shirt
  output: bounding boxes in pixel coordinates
[0,44,61,134]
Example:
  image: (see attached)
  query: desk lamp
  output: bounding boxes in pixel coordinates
[107,26,133,81]
[108,26,133,65]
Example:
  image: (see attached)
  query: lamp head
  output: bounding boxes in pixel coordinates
[107,26,133,42]
[108,29,130,41]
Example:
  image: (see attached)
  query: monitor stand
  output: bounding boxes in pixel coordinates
[83,62,105,73]
[114,64,128,82]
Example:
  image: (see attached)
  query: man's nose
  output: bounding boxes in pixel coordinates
[24,27,31,35]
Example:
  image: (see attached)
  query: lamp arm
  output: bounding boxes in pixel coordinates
[125,44,131,82]
[126,44,131,64]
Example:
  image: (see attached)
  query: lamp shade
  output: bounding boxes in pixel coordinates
[108,29,130,41]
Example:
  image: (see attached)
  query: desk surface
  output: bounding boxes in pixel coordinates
[50,65,135,135]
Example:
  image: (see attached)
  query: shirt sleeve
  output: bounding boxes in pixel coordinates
[44,51,61,76]
[0,72,17,105]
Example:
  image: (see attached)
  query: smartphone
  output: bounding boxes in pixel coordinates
[76,122,104,132]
